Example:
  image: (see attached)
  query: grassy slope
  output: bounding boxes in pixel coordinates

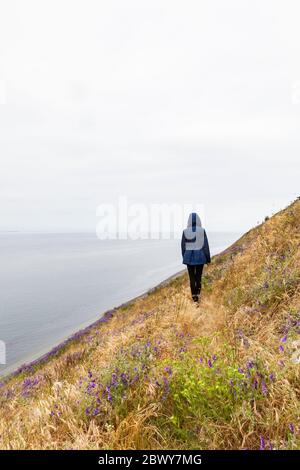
[0,200,299,450]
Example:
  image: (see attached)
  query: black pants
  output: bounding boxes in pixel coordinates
[187,264,204,297]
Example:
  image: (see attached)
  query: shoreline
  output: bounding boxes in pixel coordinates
[0,268,186,381]
[0,240,237,381]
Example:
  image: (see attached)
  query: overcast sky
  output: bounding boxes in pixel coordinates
[0,0,299,233]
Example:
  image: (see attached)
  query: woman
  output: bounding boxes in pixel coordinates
[181,212,211,302]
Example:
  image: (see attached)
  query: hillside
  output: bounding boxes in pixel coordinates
[0,200,299,450]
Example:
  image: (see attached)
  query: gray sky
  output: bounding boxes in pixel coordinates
[0,0,299,233]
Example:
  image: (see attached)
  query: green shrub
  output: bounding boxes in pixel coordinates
[158,341,271,441]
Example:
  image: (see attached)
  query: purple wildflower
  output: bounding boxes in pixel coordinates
[21,376,41,397]
[289,423,294,434]
[261,381,267,395]
[131,375,139,385]
[86,380,96,394]
[281,335,287,343]
[269,441,273,450]
[111,373,118,386]
[161,376,170,399]
[120,373,128,385]
[260,435,265,450]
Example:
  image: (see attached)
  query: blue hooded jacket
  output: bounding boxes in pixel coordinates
[181,213,211,265]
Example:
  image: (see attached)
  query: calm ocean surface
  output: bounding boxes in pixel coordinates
[0,232,240,376]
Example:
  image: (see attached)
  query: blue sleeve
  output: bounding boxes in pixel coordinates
[204,230,211,263]
[181,232,186,257]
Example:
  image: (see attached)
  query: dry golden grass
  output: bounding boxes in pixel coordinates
[0,200,299,450]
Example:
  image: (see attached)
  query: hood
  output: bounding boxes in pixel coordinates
[187,213,202,229]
